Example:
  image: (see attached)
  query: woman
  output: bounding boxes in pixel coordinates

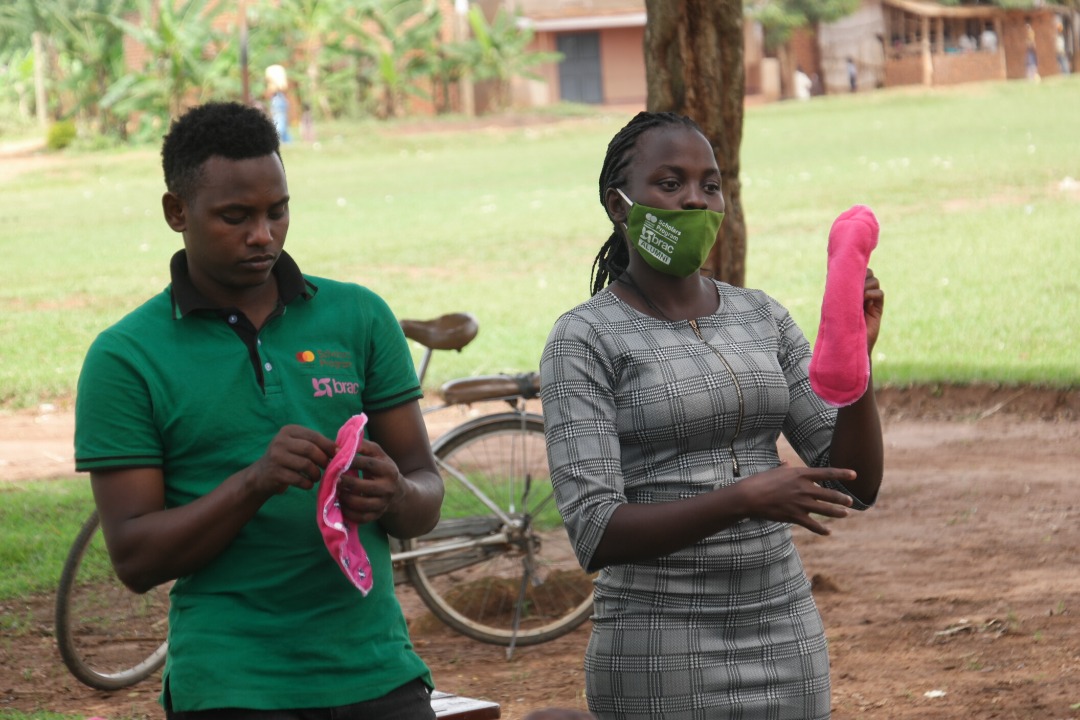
[540,111,884,719]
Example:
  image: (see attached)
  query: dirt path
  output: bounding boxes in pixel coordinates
[2,386,1078,719]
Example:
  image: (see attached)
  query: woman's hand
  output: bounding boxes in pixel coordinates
[864,267,885,354]
[737,462,857,535]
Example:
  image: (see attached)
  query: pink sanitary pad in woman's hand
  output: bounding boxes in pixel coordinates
[317,413,374,595]
[808,205,879,407]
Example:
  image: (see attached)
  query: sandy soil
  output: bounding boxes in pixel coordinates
[1,385,1078,719]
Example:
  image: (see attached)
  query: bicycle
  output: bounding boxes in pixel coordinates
[55,312,594,691]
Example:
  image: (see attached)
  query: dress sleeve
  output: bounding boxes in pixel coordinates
[771,297,872,510]
[539,312,625,571]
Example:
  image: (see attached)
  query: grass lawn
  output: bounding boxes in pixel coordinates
[1,78,1078,411]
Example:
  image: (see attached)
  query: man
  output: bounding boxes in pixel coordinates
[794,66,813,101]
[74,102,443,719]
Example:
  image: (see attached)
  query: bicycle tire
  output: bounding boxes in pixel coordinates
[404,413,594,646]
[55,510,170,691]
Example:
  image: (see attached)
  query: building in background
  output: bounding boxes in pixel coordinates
[495,0,1076,107]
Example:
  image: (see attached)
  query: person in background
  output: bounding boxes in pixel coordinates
[1025,21,1040,81]
[540,111,884,719]
[1056,22,1070,74]
[795,65,813,100]
[980,23,999,52]
[74,101,443,719]
[846,55,858,91]
[265,64,293,143]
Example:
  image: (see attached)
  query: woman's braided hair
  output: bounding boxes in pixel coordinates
[591,111,706,296]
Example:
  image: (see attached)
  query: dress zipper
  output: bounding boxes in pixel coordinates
[688,319,743,478]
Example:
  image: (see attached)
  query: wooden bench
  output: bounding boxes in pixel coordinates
[431,690,501,719]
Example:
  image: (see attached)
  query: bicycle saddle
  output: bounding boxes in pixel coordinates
[441,372,541,405]
[399,312,479,351]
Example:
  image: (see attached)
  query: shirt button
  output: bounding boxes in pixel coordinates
[264,362,273,372]
[228,314,238,324]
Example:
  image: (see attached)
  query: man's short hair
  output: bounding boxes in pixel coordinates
[162,102,281,202]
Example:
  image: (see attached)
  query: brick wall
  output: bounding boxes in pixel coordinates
[932,49,1005,84]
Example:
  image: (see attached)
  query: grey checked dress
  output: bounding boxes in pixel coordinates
[540,280,870,720]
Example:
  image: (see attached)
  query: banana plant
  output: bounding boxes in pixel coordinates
[103,0,233,129]
[464,6,561,111]
[342,0,442,119]
[253,0,356,120]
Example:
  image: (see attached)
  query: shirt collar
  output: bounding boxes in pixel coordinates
[169,249,317,319]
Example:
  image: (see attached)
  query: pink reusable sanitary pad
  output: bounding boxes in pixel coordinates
[317,413,374,595]
[808,205,879,407]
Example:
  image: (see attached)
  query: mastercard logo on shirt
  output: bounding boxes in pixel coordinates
[296,350,316,363]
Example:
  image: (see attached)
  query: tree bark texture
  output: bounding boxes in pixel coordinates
[32,31,48,127]
[644,0,747,287]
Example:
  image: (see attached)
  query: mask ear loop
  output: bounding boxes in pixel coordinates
[616,189,633,231]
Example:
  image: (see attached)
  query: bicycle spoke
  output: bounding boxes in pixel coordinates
[404,413,594,646]
[506,554,534,660]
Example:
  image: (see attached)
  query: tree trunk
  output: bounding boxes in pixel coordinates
[777,43,794,100]
[811,21,826,94]
[644,0,747,287]
[32,31,48,127]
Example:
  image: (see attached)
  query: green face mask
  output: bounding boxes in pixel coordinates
[619,189,725,277]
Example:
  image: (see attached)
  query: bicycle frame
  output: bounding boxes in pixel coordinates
[391,401,536,572]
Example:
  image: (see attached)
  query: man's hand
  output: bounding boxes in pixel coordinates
[248,425,337,497]
[335,439,407,525]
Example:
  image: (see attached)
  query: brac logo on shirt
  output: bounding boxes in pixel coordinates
[312,377,360,398]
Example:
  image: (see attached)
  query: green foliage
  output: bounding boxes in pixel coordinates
[464,6,562,111]
[347,0,444,119]
[47,0,132,135]
[787,0,860,24]
[104,0,234,124]
[746,2,803,51]
[251,0,360,120]
[746,0,859,50]
[45,119,76,150]
[0,46,37,124]
[0,0,567,136]
[0,1,136,138]
[0,712,76,720]
[0,1,49,56]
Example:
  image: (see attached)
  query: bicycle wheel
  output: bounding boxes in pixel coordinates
[55,510,170,691]
[404,412,594,646]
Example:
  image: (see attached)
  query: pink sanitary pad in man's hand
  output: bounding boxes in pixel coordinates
[808,205,879,407]
[317,413,374,595]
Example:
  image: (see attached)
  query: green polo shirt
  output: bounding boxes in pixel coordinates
[74,250,431,711]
